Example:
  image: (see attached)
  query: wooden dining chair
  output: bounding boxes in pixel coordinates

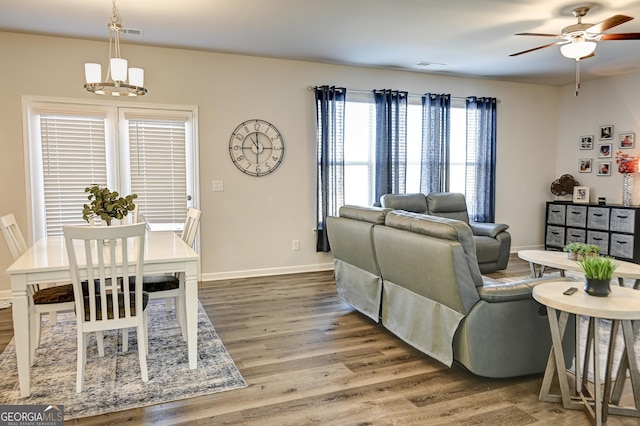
[136,208,201,334]
[0,213,75,363]
[63,222,149,393]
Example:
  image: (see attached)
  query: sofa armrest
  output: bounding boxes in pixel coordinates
[470,222,509,238]
[478,276,571,302]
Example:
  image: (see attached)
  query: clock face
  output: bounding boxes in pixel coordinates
[228,119,285,177]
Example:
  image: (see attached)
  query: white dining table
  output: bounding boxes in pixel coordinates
[5,230,200,398]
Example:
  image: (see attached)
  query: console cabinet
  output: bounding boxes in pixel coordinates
[545,201,640,264]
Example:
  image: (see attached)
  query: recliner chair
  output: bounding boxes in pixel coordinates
[380,192,511,273]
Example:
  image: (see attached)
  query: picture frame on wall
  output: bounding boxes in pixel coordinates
[600,125,613,140]
[597,161,611,176]
[580,135,594,150]
[598,143,612,158]
[573,186,590,203]
[579,158,592,173]
[619,132,635,149]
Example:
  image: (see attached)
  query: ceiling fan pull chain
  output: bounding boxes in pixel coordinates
[575,60,581,96]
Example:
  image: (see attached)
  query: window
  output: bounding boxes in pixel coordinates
[23,98,198,241]
[344,94,467,206]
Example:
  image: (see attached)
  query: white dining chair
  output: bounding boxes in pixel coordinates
[63,222,149,392]
[0,213,75,363]
[135,208,201,333]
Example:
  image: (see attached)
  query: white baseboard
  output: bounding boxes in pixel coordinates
[0,290,11,300]
[510,244,544,253]
[201,262,335,282]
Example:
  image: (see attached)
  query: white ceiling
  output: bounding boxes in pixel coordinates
[2,0,640,86]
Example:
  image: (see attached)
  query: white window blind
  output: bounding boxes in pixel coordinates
[128,118,188,226]
[40,114,108,236]
[25,98,198,242]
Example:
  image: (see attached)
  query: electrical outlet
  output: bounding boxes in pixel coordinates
[292,240,300,251]
[212,180,224,192]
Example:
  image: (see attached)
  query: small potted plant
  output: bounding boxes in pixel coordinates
[578,255,617,297]
[82,184,137,225]
[578,243,601,259]
[563,242,583,260]
[563,242,601,260]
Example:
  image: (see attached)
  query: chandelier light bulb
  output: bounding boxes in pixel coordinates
[110,58,128,82]
[128,68,144,87]
[84,63,102,84]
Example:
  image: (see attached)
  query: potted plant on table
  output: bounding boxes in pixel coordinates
[563,242,583,260]
[563,242,601,260]
[82,184,137,225]
[578,255,617,297]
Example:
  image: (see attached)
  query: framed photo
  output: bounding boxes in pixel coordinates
[619,132,635,149]
[597,143,612,158]
[579,158,592,173]
[597,161,611,176]
[600,125,613,140]
[580,135,594,150]
[573,186,590,203]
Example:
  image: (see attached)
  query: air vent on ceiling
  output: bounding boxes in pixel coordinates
[122,28,143,36]
[416,61,446,69]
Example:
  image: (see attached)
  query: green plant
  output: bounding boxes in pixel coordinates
[578,256,617,280]
[82,184,137,224]
[563,242,601,255]
[563,242,583,253]
[579,244,601,255]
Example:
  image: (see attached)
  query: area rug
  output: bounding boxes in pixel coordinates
[0,301,247,420]
[494,271,640,382]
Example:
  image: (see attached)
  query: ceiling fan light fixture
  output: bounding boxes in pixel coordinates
[560,39,597,59]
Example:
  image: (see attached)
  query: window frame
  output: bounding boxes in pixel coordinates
[22,96,200,243]
[342,93,468,206]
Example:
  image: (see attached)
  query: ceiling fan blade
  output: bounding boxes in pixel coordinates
[515,32,563,37]
[586,15,633,34]
[509,41,562,57]
[599,32,640,40]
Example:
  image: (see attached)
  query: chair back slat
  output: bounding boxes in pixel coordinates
[1,214,39,296]
[0,214,28,260]
[181,208,202,247]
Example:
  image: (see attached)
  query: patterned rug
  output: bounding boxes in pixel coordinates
[494,271,640,382]
[0,301,247,420]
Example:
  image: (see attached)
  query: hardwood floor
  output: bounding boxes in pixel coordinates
[0,254,636,425]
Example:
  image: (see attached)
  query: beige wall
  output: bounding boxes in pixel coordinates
[0,31,565,293]
[556,70,640,204]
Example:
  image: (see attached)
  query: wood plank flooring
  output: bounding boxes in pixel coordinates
[0,254,636,425]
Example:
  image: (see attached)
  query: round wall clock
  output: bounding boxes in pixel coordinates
[228,119,285,177]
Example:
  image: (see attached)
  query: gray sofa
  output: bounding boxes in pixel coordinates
[380,192,511,273]
[326,205,574,378]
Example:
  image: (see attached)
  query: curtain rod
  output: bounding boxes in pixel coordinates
[306,86,501,103]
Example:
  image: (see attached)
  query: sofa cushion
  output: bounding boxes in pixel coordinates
[380,193,428,213]
[339,205,391,224]
[385,211,484,288]
[473,236,500,264]
[426,192,470,224]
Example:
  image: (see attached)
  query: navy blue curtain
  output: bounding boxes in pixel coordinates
[420,93,451,193]
[373,90,407,204]
[315,85,346,252]
[466,97,497,222]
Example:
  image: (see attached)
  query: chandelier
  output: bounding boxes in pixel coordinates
[83,0,147,96]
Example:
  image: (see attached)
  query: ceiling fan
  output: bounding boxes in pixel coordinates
[509,6,640,94]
